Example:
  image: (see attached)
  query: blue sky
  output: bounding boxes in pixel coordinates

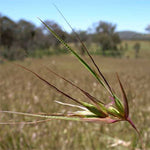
[0,0,149,33]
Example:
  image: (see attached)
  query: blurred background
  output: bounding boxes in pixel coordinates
[0,0,150,150]
[0,0,150,60]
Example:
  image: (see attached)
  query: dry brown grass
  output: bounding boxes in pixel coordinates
[0,55,150,150]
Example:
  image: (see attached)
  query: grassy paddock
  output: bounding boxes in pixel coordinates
[121,40,150,58]
[71,40,150,58]
[0,55,150,150]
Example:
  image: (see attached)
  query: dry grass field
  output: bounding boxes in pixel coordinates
[0,55,150,150]
[122,40,150,58]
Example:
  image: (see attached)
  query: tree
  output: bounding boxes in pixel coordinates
[77,31,88,55]
[124,42,128,51]
[94,21,121,55]
[133,42,140,58]
[0,13,2,45]
[31,27,48,49]
[0,16,16,48]
[145,25,150,32]
[68,30,88,55]
[16,19,36,52]
[0,16,28,60]
[41,20,67,48]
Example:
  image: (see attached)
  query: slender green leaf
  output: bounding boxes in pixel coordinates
[39,19,107,90]
[53,4,113,95]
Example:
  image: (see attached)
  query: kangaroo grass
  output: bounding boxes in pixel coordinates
[0,10,140,139]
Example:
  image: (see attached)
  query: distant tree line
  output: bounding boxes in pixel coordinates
[0,14,122,60]
[0,15,69,60]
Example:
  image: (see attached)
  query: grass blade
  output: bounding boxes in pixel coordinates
[0,111,81,121]
[46,67,109,116]
[116,73,129,118]
[39,19,107,90]
[53,4,113,95]
[127,118,140,135]
[0,119,51,125]
[0,111,118,124]
[46,67,104,105]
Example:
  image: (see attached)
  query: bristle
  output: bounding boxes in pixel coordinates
[0,119,51,125]
[15,64,82,105]
[116,73,129,118]
[46,67,104,105]
[53,4,113,95]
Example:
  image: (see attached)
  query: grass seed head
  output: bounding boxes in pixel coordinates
[0,7,140,140]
